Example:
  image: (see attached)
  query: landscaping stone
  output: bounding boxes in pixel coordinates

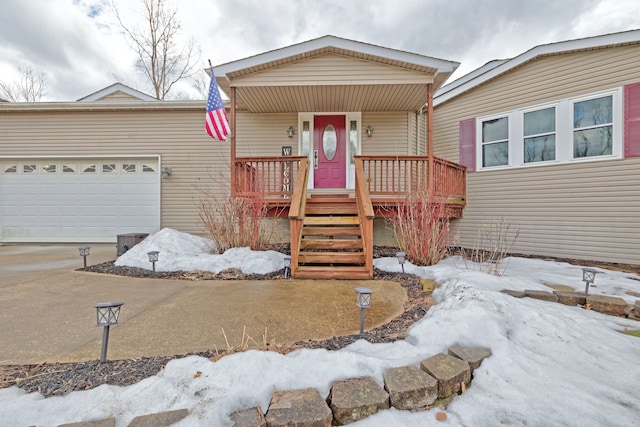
[447,345,492,374]
[383,365,437,410]
[265,388,332,427]
[420,353,470,399]
[587,295,628,316]
[554,291,586,307]
[501,289,525,298]
[328,376,389,425]
[128,409,189,427]
[524,290,558,302]
[57,418,115,427]
[231,407,266,427]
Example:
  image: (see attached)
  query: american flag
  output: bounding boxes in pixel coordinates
[205,71,230,141]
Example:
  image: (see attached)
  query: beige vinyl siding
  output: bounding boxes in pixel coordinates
[97,91,149,102]
[233,54,433,86]
[434,43,640,264]
[235,113,298,156]
[0,105,227,238]
[361,112,410,155]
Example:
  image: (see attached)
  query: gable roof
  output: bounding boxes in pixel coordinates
[77,82,157,102]
[435,29,640,106]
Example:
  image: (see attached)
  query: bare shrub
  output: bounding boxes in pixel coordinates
[385,190,451,266]
[464,217,520,275]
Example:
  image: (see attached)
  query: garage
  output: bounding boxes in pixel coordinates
[0,157,160,243]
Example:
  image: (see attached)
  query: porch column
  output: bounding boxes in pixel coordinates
[230,86,236,197]
[427,83,434,195]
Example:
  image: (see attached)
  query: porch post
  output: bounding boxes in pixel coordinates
[427,83,434,195]
[230,86,237,197]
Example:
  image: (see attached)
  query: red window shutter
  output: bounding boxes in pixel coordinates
[459,118,476,172]
[625,82,640,157]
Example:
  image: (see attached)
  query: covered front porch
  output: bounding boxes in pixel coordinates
[211,36,466,279]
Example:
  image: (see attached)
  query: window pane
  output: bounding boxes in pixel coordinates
[322,124,337,161]
[573,126,613,157]
[122,163,136,173]
[23,164,37,173]
[62,164,76,173]
[574,96,612,128]
[349,120,357,164]
[301,121,311,156]
[482,141,509,167]
[142,164,156,173]
[102,163,116,173]
[42,164,56,173]
[524,135,556,163]
[482,117,508,142]
[3,164,17,173]
[524,107,555,135]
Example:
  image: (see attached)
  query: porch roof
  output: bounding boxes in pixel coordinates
[211,35,459,113]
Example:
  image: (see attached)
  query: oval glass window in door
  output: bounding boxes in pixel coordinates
[323,124,337,160]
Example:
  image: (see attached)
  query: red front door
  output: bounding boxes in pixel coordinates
[314,115,346,188]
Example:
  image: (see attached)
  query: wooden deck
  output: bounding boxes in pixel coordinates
[233,155,466,279]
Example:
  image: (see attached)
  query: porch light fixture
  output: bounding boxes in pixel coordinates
[355,287,373,334]
[147,251,159,272]
[161,166,172,179]
[283,256,291,278]
[287,126,295,138]
[365,125,374,137]
[78,246,91,268]
[396,251,406,273]
[582,268,598,296]
[95,301,124,363]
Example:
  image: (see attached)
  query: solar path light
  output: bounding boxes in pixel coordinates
[147,251,159,273]
[95,301,124,363]
[396,251,406,273]
[355,287,373,335]
[283,256,291,278]
[582,268,598,296]
[78,246,91,268]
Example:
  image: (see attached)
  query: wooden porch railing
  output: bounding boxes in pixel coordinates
[288,158,309,275]
[354,159,375,278]
[233,156,308,200]
[356,155,466,203]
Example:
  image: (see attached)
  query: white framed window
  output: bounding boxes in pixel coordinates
[476,87,622,170]
[3,164,18,173]
[23,164,37,174]
[42,164,57,173]
[102,163,117,173]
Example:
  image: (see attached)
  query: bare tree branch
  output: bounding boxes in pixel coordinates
[0,65,46,102]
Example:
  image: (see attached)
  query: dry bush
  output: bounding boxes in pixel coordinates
[385,190,451,266]
[463,217,520,275]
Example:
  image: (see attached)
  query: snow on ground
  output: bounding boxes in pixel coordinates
[2,229,640,426]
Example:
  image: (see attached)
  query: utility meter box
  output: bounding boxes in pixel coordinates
[116,233,148,256]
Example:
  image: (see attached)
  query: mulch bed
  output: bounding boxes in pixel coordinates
[0,246,431,398]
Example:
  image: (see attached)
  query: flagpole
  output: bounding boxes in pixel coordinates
[230,86,236,197]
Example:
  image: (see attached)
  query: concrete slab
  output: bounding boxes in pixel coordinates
[0,245,407,364]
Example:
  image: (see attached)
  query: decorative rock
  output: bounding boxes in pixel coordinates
[265,388,332,427]
[328,376,389,425]
[554,292,586,307]
[636,300,640,311]
[420,353,470,399]
[587,295,628,316]
[383,365,437,410]
[57,418,115,427]
[231,407,266,427]
[524,290,558,302]
[436,411,448,421]
[128,409,189,427]
[447,345,492,374]
[500,289,525,298]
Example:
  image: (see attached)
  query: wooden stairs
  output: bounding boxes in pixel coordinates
[293,195,372,280]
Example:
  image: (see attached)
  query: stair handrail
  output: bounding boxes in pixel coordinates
[354,157,374,278]
[288,158,309,278]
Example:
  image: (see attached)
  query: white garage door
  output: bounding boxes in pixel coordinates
[0,158,160,242]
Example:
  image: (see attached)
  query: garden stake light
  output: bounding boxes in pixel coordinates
[396,251,406,273]
[78,246,90,268]
[582,268,598,296]
[283,256,291,278]
[355,287,373,334]
[95,301,124,363]
[147,251,159,273]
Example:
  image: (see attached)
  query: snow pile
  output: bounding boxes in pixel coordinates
[2,231,640,426]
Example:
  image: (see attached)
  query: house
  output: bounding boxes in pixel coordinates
[0,35,466,279]
[433,29,640,265]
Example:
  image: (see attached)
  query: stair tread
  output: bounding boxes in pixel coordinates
[304,216,360,225]
[293,265,372,280]
[301,239,363,250]
[302,226,362,236]
[298,252,365,264]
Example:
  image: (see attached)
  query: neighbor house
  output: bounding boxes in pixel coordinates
[433,29,640,265]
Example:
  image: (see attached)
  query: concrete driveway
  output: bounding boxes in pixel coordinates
[0,244,406,365]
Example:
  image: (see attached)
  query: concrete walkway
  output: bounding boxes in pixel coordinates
[0,244,406,365]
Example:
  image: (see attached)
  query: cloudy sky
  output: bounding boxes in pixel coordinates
[1,0,640,101]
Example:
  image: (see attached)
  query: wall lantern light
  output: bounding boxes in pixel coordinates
[161,166,172,179]
[283,256,292,278]
[355,287,373,334]
[147,251,160,272]
[396,251,406,273]
[582,268,598,296]
[78,246,91,268]
[95,301,124,363]
[365,125,374,137]
[287,126,295,138]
